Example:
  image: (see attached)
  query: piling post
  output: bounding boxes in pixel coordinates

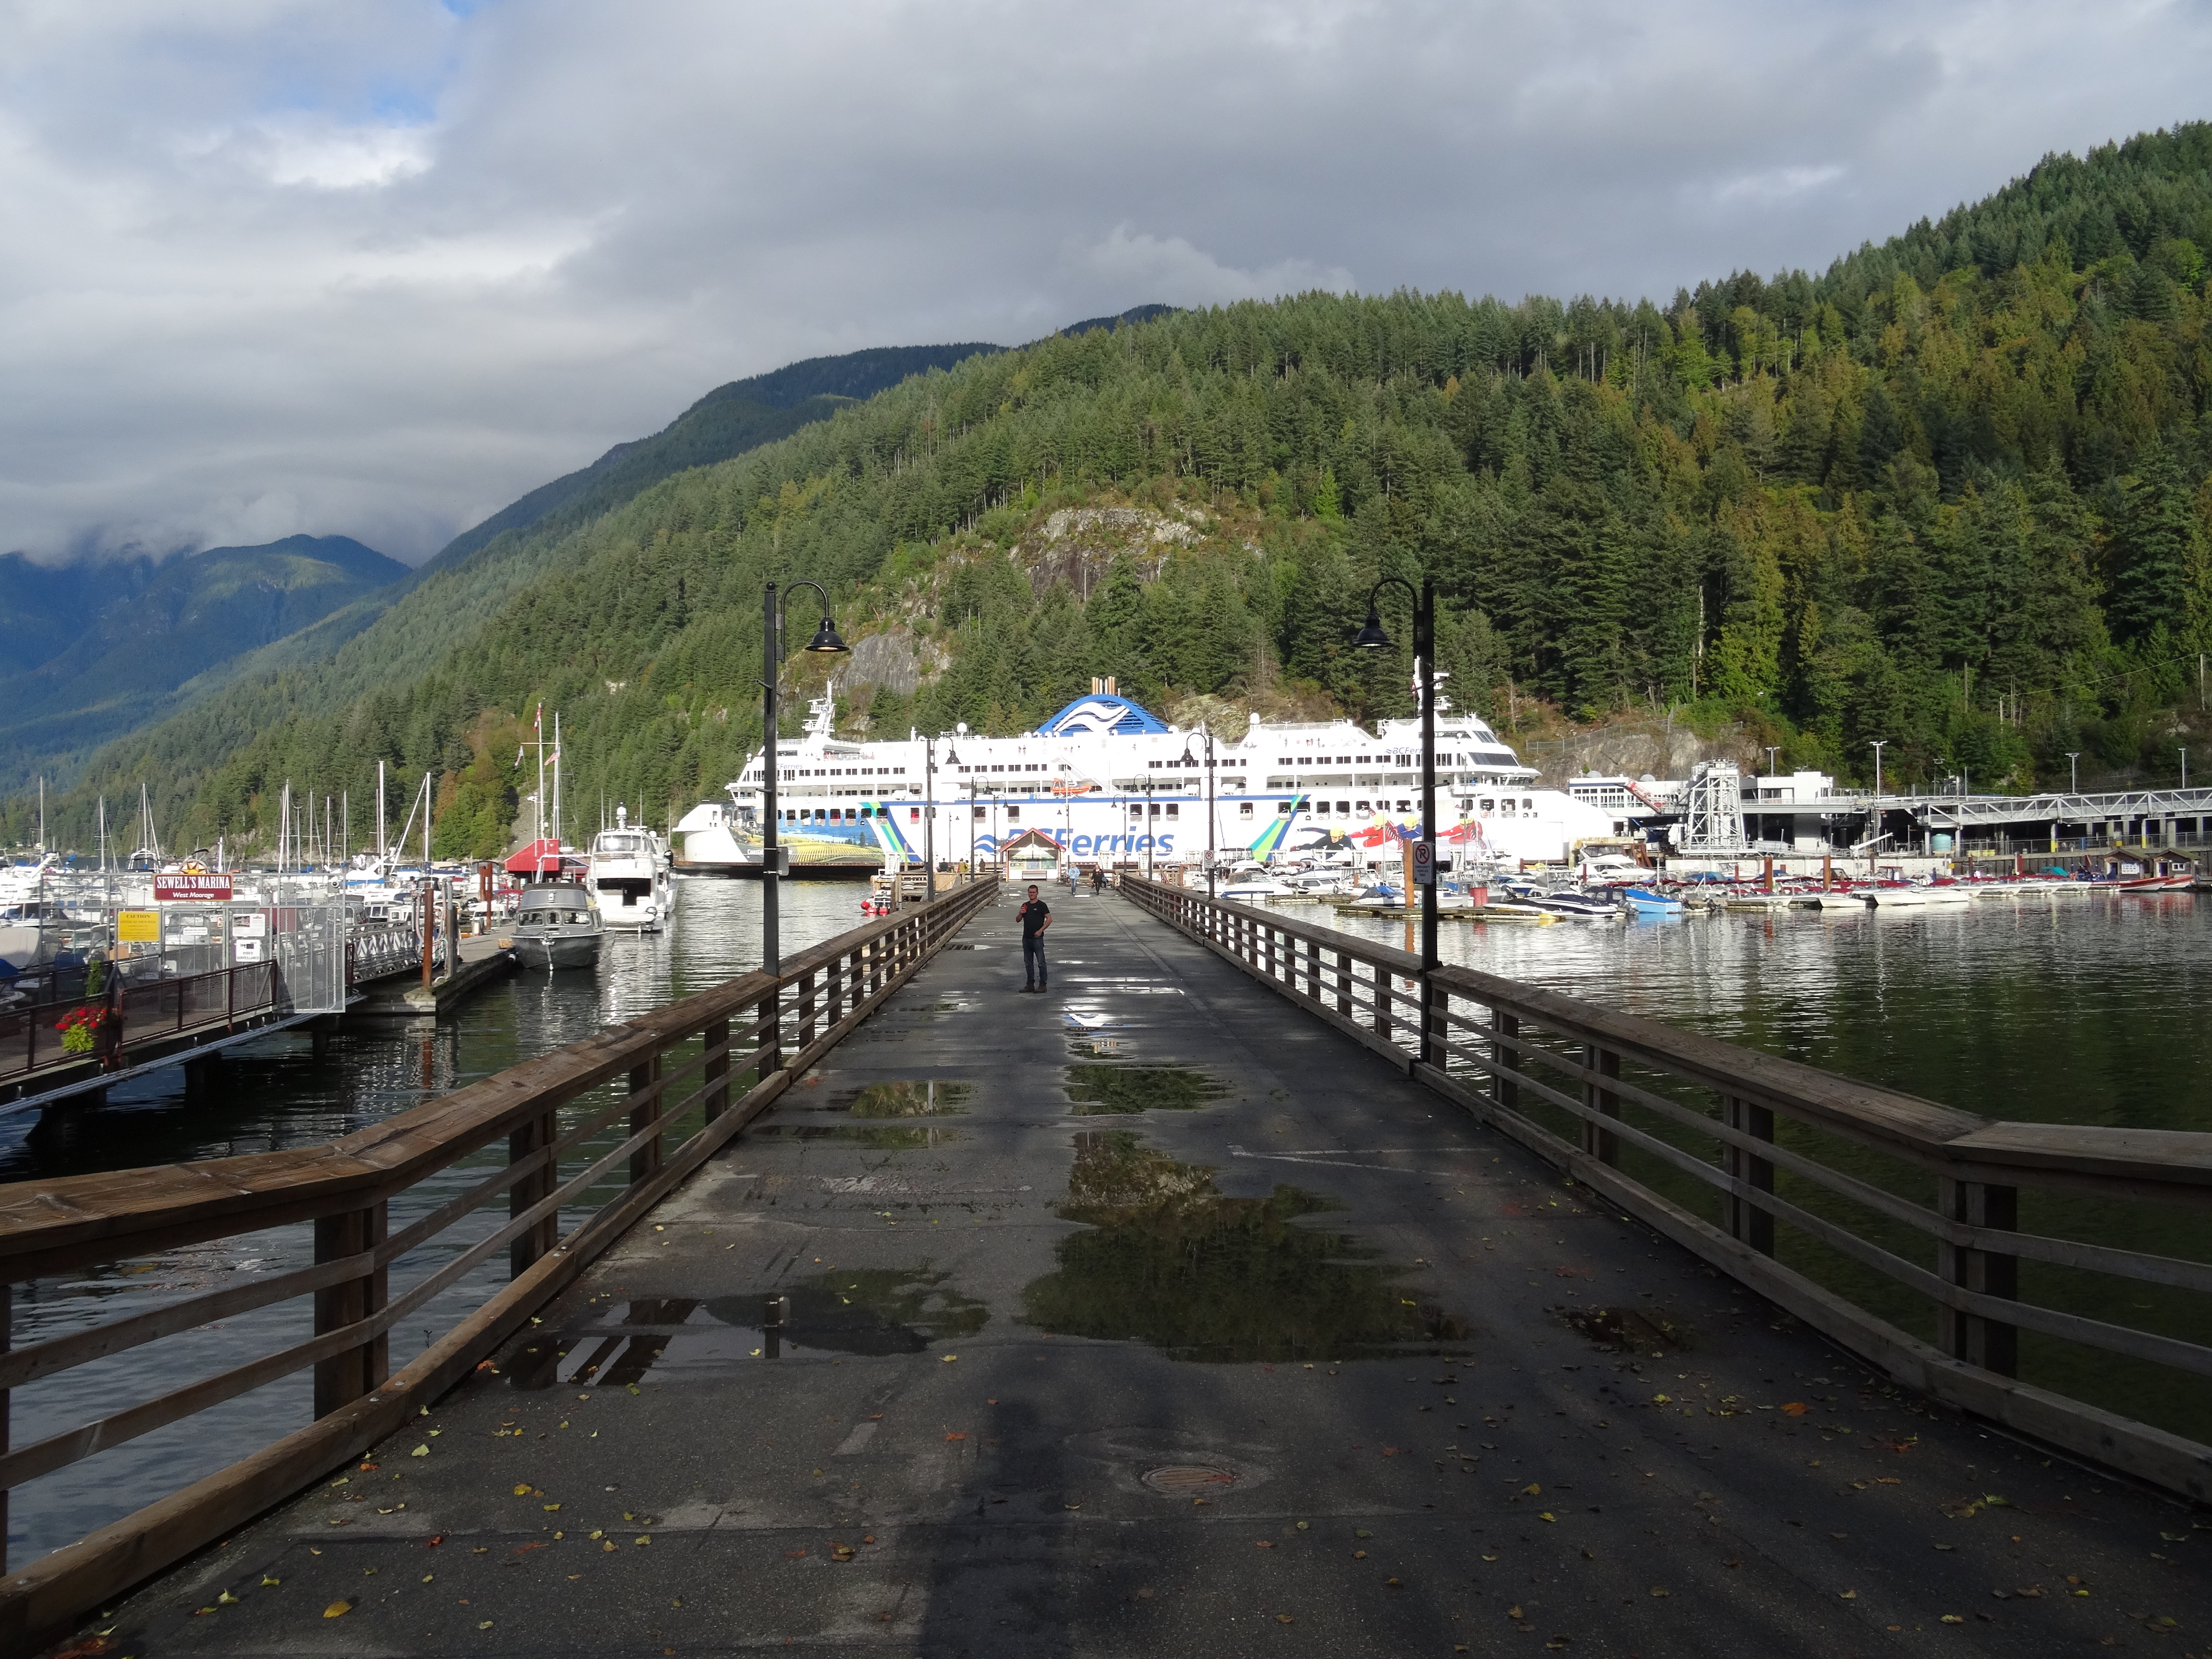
[312,1201,389,1416]
[1722,1096,1775,1254]
[629,1057,664,1186]
[509,1110,559,1275]
[1493,1010,1519,1113]
[1581,1044,1621,1164]
[1939,1176,2019,1376]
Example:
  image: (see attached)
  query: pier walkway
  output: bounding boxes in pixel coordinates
[41,885,2212,1657]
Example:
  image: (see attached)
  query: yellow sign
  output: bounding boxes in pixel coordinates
[117,910,159,943]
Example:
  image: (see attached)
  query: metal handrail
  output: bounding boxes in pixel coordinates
[0,877,998,1650]
[1120,876,2212,1506]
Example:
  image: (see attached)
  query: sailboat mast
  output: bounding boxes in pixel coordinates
[377,761,387,865]
[553,713,563,849]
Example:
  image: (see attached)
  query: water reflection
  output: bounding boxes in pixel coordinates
[1021,1130,1470,1361]
[1062,1065,1230,1115]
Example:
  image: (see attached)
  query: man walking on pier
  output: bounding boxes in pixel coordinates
[1018,883,1051,992]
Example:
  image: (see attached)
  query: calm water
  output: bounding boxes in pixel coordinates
[3,884,2205,1560]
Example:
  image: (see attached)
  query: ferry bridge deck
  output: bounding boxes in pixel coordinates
[16,884,2212,1657]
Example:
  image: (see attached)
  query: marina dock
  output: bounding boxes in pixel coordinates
[3,882,2209,1656]
[347,933,520,1019]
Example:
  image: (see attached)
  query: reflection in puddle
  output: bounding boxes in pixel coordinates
[1560,1305,1695,1355]
[1063,1065,1230,1114]
[1068,1038,1127,1060]
[1022,1131,1470,1362]
[844,1080,973,1117]
[505,1266,988,1381]
[750,1123,967,1149]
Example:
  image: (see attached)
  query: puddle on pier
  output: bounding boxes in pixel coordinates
[1560,1305,1696,1356]
[1062,1065,1230,1115]
[504,1266,987,1380]
[1021,1130,1470,1362]
[750,1123,969,1149]
[784,1079,973,1116]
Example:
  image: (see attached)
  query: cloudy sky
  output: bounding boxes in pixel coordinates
[3,1,2207,566]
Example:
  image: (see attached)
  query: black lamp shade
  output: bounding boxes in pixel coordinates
[1352,609,1391,649]
[804,617,850,654]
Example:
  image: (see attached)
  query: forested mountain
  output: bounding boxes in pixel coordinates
[0,536,404,795]
[10,125,2212,856]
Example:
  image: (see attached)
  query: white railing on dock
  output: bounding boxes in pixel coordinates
[1121,876,2212,1507]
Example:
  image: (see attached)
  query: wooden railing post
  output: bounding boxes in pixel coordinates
[1940,1176,2019,1376]
[1493,1010,1519,1112]
[1373,961,1392,1042]
[509,1110,559,1275]
[1423,979,1447,1071]
[1581,1044,1621,1164]
[1304,937,1319,1001]
[1,1280,10,1573]
[1335,949,1353,1016]
[757,989,781,1084]
[1722,1096,1775,1255]
[311,1200,388,1417]
[827,955,845,1027]
[797,969,818,1050]
[629,1056,664,1186]
[703,1018,731,1123]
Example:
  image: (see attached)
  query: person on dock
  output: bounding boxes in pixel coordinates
[1017,884,1051,992]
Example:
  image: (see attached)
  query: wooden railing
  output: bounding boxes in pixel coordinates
[1123,877,2212,1503]
[0,878,997,1651]
[0,961,283,1089]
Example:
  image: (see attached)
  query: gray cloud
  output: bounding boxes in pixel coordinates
[2,0,2206,564]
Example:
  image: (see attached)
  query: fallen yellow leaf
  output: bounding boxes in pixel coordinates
[410,1444,429,1458]
[513,1483,532,1496]
[323,1601,351,1618]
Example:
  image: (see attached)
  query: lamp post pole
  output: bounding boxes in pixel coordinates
[923,734,935,902]
[1205,727,1217,898]
[1867,738,1887,876]
[759,579,849,974]
[1354,574,1438,1060]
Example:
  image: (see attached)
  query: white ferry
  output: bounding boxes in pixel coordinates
[677,678,1612,874]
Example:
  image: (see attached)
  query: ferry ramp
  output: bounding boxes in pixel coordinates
[41,882,2211,1657]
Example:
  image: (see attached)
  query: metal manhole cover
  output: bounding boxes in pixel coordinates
[1141,1464,1237,1496]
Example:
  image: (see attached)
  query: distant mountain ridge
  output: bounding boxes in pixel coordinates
[0,535,404,789]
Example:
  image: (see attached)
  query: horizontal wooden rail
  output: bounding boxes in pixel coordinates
[1121,876,2212,1505]
[0,878,998,1653]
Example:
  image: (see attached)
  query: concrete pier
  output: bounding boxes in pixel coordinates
[84,888,2209,1656]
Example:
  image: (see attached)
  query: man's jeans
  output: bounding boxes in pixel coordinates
[1022,934,1046,989]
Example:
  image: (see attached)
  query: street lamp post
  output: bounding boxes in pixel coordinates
[1867,739,1888,876]
[759,580,849,974]
[1179,726,1219,896]
[1353,574,1438,1061]
[2065,751,2081,795]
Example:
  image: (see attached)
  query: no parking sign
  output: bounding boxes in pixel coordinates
[1411,840,1435,885]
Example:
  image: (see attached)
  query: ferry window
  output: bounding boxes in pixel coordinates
[1004,806,1020,822]
[1239,803,1253,817]
[1336,800,1350,814]
[1148,803,1161,816]
[1356,800,1369,812]
[1277,802,1293,814]
[912,809,923,822]
[814,809,826,822]
[1480,799,1495,813]
[1524,798,1535,810]
[860,807,873,818]
[1165,803,1178,818]
[972,806,984,821]
[1130,805,1143,817]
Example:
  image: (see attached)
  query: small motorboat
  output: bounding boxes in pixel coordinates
[1524,889,1622,920]
[1621,886,1684,915]
[506,881,605,970]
